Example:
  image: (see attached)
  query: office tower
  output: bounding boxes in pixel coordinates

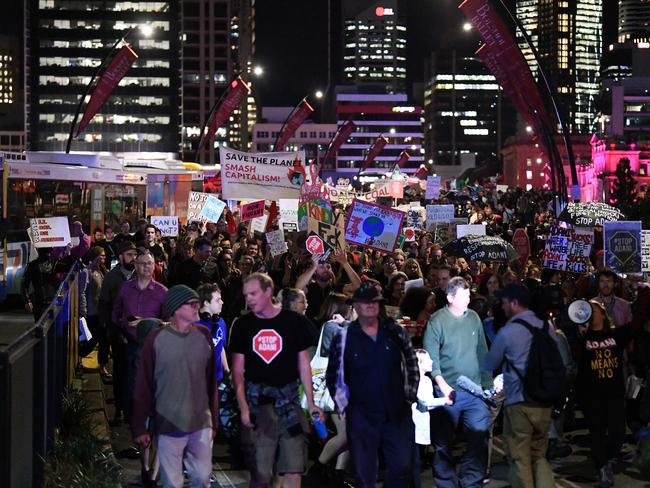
[181,0,232,164]
[0,36,17,105]
[424,53,514,167]
[342,0,407,93]
[618,0,650,43]
[26,0,182,153]
[335,87,423,173]
[516,0,603,134]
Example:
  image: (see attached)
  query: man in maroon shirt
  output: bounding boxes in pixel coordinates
[113,249,168,421]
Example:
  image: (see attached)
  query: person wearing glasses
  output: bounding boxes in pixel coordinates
[113,249,169,423]
[132,285,219,488]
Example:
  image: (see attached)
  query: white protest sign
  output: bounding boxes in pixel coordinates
[266,229,288,257]
[456,224,486,238]
[426,204,455,228]
[642,230,650,273]
[199,194,227,222]
[29,217,71,248]
[426,176,441,200]
[279,198,299,232]
[251,213,269,234]
[187,191,214,222]
[150,216,179,237]
[404,278,424,292]
[496,184,509,193]
[406,207,424,230]
[220,146,307,200]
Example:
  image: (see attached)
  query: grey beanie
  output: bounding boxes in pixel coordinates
[165,285,199,317]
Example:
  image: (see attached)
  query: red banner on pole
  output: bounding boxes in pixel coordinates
[324,119,356,166]
[394,150,410,170]
[360,135,389,172]
[77,44,138,135]
[459,0,551,129]
[204,78,251,147]
[275,100,314,151]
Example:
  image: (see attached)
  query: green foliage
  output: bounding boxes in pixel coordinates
[45,389,121,488]
[609,157,638,215]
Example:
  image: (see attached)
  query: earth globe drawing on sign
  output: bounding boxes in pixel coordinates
[362,216,385,237]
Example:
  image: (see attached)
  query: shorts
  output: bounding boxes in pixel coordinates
[241,401,308,483]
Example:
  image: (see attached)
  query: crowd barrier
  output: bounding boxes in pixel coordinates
[0,261,82,488]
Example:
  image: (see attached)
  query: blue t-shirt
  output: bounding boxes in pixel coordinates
[196,316,227,381]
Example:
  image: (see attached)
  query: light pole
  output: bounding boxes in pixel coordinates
[65,24,151,154]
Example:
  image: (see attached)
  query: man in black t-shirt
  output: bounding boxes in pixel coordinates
[230,272,323,488]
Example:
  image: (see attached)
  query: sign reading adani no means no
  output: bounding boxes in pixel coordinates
[220,147,308,201]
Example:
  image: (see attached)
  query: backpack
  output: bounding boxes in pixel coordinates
[507,318,567,406]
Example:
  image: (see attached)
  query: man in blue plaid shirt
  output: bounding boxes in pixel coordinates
[326,280,419,487]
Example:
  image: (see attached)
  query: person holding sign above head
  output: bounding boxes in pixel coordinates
[572,299,632,488]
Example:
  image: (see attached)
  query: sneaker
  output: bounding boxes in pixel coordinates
[597,463,614,488]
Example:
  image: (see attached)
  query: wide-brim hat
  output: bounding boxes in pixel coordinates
[346,280,386,304]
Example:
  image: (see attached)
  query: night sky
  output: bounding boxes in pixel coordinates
[2,0,620,106]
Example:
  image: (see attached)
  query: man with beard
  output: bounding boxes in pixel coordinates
[99,241,138,424]
[296,249,361,321]
[591,269,632,327]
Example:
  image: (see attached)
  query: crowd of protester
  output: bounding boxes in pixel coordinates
[18,184,650,488]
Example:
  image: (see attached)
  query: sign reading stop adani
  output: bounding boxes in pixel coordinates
[345,199,405,252]
[220,147,308,200]
[604,221,642,274]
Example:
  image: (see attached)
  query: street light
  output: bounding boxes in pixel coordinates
[253,66,264,77]
[463,22,472,31]
[315,90,324,99]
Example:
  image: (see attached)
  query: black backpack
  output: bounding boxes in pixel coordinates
[507,318,567,406]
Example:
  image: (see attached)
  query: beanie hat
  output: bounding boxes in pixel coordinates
[165,285,199,317]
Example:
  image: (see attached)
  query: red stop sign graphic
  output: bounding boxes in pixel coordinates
[512,228,530,263]
[306,235,325,254]
[253,329,283,364]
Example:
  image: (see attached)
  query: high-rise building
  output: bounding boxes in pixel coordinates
[342,0,407,93]
[618,0,650,43]
[0,34,22,132]
[423,53,514,168]
[335,87,423,174]
[181,0,231,164]
[26,0,182,154]
[516,0,603,134]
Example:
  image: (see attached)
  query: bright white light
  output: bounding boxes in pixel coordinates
[525,125,533,133]
[428,159,434,164]
[463,22,472,31]
[253,66,264,76]
[315,90,324,99]
[389,128,396,134]
[140,25,154,37]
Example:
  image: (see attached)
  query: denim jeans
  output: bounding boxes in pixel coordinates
[429,391,491,488]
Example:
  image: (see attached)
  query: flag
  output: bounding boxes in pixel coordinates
[77,44,138,135]
[324,119,356,166]
[275,99,314,151]
[204,78,251,147]
[393,150,410,171]
[360,135,389,172]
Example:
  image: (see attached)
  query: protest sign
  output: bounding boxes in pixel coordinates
[198,194,227,222]
[150,216,179,237]
[345,199,405,252]
[456,224,486,238]
[642,230,650,273]
[29,217,71,248]
[543,227,569,270]
[220,146,308,200]
[426,204,455,228]
[279,199,299,232]
[404,278,424,292]
[496,184,509,193]
[512,228,530,264]
[604,221,642,273]
[187,191,224,222]
[251,214,269,235]
[308,212,346,250]
[241,200,265,221]
[406,207,424,230]
[265,229,288,257]
[565,227,593,273]
[425,176,441,200]
[403,227,416,241]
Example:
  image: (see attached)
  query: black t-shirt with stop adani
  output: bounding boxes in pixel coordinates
[229,309,313,387]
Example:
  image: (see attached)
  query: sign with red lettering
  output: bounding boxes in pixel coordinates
[241,200,265,221]
[252,329,283,364]
[306,234,325,255]
[512,228,530,264]
[29,217,71,248]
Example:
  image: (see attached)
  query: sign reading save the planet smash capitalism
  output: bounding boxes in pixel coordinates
[344,199,405,252]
